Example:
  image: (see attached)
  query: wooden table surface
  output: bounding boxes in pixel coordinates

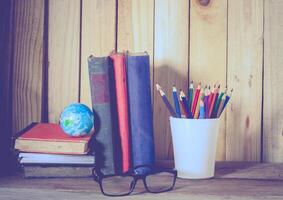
[0,162,283,200]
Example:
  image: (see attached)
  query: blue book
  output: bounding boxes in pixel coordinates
[126,52,155,174]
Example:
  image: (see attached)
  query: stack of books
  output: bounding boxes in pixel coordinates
[14,123,95,178]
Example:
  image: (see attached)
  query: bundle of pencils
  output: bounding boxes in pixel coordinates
[156,82,233,119]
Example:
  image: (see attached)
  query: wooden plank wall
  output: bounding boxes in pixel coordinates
[263,0,283,163]
[190,0,227,160]
[154,0,189,160]
[6,0,283,162]
[226,0,263,161]
[12,0,44,133]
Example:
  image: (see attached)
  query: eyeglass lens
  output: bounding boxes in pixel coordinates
[145,172,176,192]
[101,175,135,196]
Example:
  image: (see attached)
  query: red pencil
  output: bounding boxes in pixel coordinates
[191,82,201,116]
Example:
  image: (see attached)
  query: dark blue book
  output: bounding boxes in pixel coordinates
[126,52,155,174]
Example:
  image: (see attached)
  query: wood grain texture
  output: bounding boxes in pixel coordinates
[154,0,189,160]
[12,0,44,133]
[48,0,80,123]
[226,0,263,161]
[263,0,283,163]
[1,162,283,199]
[190,0,227,160]
[80,0,116,108]
[117,0,154,93]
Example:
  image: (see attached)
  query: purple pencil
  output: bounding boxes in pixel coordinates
[204,88,210,119]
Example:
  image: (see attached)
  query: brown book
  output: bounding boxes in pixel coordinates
[15,123,93,154]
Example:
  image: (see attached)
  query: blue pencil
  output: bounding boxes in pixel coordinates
[173,86,181,118]
[156,84,177,117]
[188,81,194,111]
[221,89,233,114]
[199,100,205,119]
[180,90,193,118]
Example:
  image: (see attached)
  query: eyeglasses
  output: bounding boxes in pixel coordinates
[92,165,177,196]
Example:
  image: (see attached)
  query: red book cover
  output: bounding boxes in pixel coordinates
[110,52,131,172]
[18,123,91,142]
[15,123,93,154]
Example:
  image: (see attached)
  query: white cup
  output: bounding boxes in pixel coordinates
[170,117,220,179]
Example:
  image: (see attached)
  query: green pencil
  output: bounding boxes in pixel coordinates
[188,81,194,111]
[212,87,225,118]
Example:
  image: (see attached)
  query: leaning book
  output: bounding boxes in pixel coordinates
[14,123,93,154]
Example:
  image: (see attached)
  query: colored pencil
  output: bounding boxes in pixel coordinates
[188,81,194,111]
[216,94,226,118]
[204,88,210,119]
[179,93,189,118]
[191,82,201,116]
[194,87,205,119]
[172,86,181,118]
[208,84,214,109]
[156,84,177,117]
[209,84,220,118]
[220,89,233,114]
[199,100,205,119]
[212,87,225,118]
[180,90,192,118]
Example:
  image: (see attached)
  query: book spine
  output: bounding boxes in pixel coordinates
[110,53,131,173]
[88,56,118,175]
[126,53,155,174]
[22,165,93,178]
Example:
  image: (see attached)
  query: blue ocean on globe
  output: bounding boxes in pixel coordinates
[59,103,94,137]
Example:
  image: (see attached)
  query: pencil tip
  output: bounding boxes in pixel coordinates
[156,83,161,90]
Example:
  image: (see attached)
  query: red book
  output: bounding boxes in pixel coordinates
[14,123,93,154]
[110,52,131,173]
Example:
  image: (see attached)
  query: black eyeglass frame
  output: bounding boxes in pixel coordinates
[92,165,177,197]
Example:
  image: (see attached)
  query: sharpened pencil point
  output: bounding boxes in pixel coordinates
[156,83,162,91]
[173,86,177,92]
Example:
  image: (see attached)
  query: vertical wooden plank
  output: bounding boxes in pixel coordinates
[263,0,283,162]
[117,0,154,89]
[48,0,80,123]
[190,0,227,160]
[154,0,189,160]
[12,0,44,133]
[226,0,263,161]
[0,0,13,175]
[80,0,116,108]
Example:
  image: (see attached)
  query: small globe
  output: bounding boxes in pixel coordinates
[59,103,94,137]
